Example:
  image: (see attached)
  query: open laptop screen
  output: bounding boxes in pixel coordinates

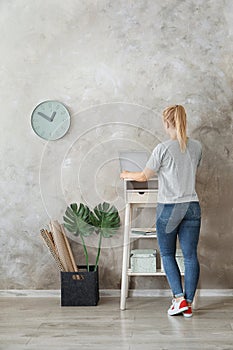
[119,151,150,172]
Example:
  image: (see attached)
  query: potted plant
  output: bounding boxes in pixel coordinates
[61,201,120,306]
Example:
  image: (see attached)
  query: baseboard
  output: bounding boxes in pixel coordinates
[0,289,233,297]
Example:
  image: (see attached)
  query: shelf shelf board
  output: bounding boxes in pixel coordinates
[128,269,184,276]
[130,234,157,239]
[131,228,156,232]
[130,228,157,239]
[126,189,158,193]
[128,269,165,276]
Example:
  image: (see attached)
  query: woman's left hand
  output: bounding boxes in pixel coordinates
[120,169,151,181]
[120,170,130,179]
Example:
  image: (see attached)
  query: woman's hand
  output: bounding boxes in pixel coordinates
[120,168,155,182]
[120,170,130,180]
[120,170,146,181]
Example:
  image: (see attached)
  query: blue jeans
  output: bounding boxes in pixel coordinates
[156,201,201,303]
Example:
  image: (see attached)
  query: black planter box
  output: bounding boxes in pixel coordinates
[61,265,99,306]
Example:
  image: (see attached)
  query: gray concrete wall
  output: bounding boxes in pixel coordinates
[0,0,232,290]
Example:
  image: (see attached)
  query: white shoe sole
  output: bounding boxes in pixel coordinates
[168,306,189,316]
[183,312,193,318]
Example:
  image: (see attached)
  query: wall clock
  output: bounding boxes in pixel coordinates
[31,100,71,140]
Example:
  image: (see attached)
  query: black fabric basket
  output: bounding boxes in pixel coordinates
[61,265,99,306]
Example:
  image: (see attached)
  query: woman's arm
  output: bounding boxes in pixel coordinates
[120,167,156,182]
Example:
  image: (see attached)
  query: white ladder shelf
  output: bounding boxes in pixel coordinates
[120,178,159,310]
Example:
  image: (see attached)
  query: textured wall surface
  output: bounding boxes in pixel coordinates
[0,0,232,290]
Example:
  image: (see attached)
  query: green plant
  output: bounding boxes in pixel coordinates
[63,202,120,271]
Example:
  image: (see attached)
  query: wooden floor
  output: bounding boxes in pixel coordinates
[0,296,233,349]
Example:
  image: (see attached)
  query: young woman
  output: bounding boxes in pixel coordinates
[120,104,202,317]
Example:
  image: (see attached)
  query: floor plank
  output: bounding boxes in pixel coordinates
[0,296,232,349]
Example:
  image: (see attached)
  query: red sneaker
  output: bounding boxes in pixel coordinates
[168,299,188,316]
[183,306,193,318]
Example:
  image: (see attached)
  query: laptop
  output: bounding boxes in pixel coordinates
[119,150,150,172]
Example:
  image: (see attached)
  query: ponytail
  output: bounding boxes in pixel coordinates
[162,104,188,152]
[174,105,187,152]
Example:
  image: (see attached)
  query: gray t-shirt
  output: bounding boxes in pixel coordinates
[146,138,202,204]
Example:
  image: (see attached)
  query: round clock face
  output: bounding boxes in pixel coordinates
[31,100,71,140]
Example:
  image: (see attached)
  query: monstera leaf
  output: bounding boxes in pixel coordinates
[63,203,93,237]
[63,201,121,272]
[63,203,94,271]
[89,202,120,237]
[89,202,120,270]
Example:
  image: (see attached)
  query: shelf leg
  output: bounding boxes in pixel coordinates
[126,205,133,298]
[120,203,131,310]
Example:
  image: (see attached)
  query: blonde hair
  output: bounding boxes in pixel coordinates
[162,104,188,152]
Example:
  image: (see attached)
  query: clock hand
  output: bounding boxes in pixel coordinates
[38,112,52,122]
[50,111,57,122]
